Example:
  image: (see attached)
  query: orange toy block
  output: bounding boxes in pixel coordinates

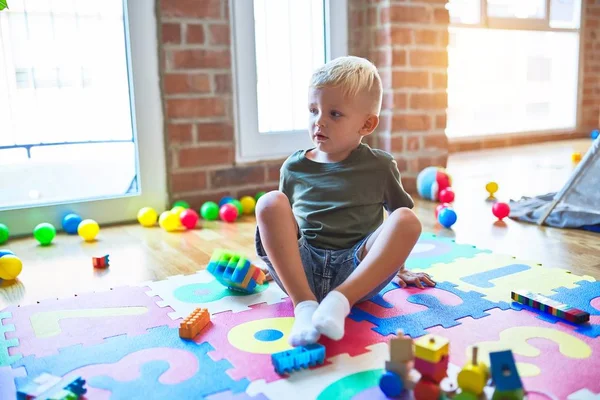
[179,308,210,339]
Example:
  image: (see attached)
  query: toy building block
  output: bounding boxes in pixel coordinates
[207,249,266,293]
[17,373,86,400]
[511,289,589,324]
[458,346,489,396]
[389,329,414,365]
[414,334,449,364]
[489,350,524,400]
[414,354,449,383]
[271,343,325,375]
[179,308,210,339]
[414,379,442,400]
[92,255,110,269]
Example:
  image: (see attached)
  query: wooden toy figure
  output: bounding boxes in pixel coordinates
[458,346,490,397]
[489,350,524,400]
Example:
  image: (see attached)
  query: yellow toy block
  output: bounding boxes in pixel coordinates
[414,334,449,364]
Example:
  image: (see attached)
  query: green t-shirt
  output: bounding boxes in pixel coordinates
[280,142,414,250]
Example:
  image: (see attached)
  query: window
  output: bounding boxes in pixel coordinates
[0,0,166,236]
[446,0,582,139]
[231,0,348,162]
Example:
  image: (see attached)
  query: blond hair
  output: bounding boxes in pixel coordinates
[310,56,383,114]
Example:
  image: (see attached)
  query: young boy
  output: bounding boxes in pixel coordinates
[255,56,434,347]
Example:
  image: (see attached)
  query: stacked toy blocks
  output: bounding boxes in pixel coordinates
[511,289,590,324]
[271,343,326,375]
[207,249,266,293]
[413,334,450,400]
[17,373,86,400]
[379,329,417,397]
[179,307,210,339]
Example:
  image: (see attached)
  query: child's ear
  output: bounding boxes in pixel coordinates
[360,114,379,136]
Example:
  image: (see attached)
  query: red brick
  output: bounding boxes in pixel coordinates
[178,145,233,168]
[209,24,230,45]
[435,114,447,129]
[161,0,221,19]
[393,93,408,108]
[377,28,391,46]
[351,9,365,27]
[392,114,432,131]
[173,191,231,210]
[406,135,421,151]
[162,23,181,44]
[432,73,447,89]
[267,163,282,182]
[214,73,232,93]
[433,8,450,23]
[166,98,225,119]
[196,122,234,141]
[380,6,390,24]
[395,155,408,173]
[164,73,211,94]
[424,134,448,150]
[391,27,412,44]
[382,92,394,110]
[393,71,429,88]
[186,24,205,44]
[377,134,404,154]
[168,123,194,144]
[389,5,431,23]
[439,30,449,47]
[410,93,447,110]
[171,171,207,193]
[410,50,448,68]
[414,29,438,45]
[210,166,265,188]
[392,49,407,66]
[376,49,391,67]
[171,49,231,69]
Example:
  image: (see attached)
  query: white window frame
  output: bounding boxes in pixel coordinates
[231,0,348,163]
[0,0,167,237]
[448,0,584,141]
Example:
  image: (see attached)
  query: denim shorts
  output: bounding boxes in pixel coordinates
[255,227,396,303]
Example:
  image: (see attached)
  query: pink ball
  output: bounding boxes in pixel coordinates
[219,203,239,223]
[439,187,455,203]
[492,202,510,220]
[180,209,199,229]
[435,203,452,218]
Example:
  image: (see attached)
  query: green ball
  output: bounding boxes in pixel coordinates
[230,199,243,216]
[255,191,266,202]
[33,223,56,246]
[200,201,219,221]
[0,224,9,245]
[172,200,190,209]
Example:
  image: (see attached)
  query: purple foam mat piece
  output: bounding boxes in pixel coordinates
[4,286,179,358]
[207,390,270,399]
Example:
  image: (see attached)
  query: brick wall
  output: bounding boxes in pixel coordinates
[348,0,450,193]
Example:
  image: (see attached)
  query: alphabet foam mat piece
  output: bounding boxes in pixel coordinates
[405,232,491,270]
[0,312,20,367]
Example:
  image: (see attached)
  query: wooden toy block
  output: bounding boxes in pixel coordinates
[389,329,414,364]
[385,360,412,379]
[489,350,523,394]
[414,354,449,383]
[414,379,442,400]
[207,249,265,293]
[271,343,325,375]
[179,308,210,339]
[458,346,489,396]
[414,334,449,364]
[511,289,589,324]
[92,255,109,269]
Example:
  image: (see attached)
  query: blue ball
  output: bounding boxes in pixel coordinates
[379,371,404,397]
[218,196,235,208]
[62,213,82,234]
[592,129,599,140]
[438,207,457,228]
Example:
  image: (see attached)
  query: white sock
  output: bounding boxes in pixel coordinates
[312,291,350,341]
[288,300,320,346]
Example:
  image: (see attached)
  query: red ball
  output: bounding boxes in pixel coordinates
[435,203,452,218]
[219,203,239,223]
[439,187,455,203]
[180,209,199,229]
[492,202,510,220]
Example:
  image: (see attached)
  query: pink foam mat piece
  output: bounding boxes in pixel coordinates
[4,286,179,358]
[427,308,600,400]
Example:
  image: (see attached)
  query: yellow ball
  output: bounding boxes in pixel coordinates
[239,196,257,215]
[159,211,181,232]
[572,152,582,162]
[137,207,158,227]
[78,219,100,242]
[171,206,186,218]
[485,181,498,195]
[0,255,23,280]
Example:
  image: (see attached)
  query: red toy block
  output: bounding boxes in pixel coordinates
[414,354,449,383]
[92,255,109,269]
[179,308,210,339]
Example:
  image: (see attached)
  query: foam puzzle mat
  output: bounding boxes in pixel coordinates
[1,232,599,399]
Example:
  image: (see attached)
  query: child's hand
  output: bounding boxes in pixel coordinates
[394,270,435,289]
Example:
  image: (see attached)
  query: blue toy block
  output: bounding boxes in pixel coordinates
[271,343,325,375]
[489,350,523,392]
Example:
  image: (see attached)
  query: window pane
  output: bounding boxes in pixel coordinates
[550,0,582,29]
[448,0,481,25]
[487,0,546,19]
[447,28,579,138]
[253,0,325,134]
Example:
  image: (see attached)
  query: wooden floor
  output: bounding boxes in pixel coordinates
[1,139,598,309]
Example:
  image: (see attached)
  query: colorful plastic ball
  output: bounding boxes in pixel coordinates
[439,187,455,203]
[255,191,266,201]
[230,199,243,216]
[200,201,219,221]
[62,213,82,235]
[171,206,187,218]
[240,196,257,215]
[219,203,239,223]
[218,196,235,208]
[416,166,452,201]
[0,223,9,245]
[0,250,14,257]
[33,223,56,246]
[172,200,190,209]
[180,209,199,229]
[379,370,404,397]
[592,129,599,140]
[438,207,457,228]
[137,207,158,227]
[78,219,100,242]
[435,203,452,218]
[159,211,181,232]
[0,254,22,280]
[485,182,498,197]
[492,202,511,220]
[571,152,582,163]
